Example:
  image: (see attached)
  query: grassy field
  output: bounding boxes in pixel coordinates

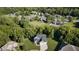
[47,38,58,51]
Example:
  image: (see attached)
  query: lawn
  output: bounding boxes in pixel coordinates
[22,38,58,51]
[47,38,58,51]
[63,22,74,27]
[17,38,58,51]
[18,38,40,51]
[29,21,49,27]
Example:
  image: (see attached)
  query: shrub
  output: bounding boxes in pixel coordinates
[9,26,24,42]
[29,21,54,37]
[53,26,79,47]
[0,25,12,36]
[19,18,30,28]
[0,25,24,42]
[47,15,54,23]
[0,31,10,47]
[0,16,16,26]
[24,26,37,41]
[47,38,58,51]
[12,16,20,25]
[54,29,62,41]
[42,25,53,37]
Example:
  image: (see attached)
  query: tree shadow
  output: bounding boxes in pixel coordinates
[74,22,79,28]
[29,35,36,42]
[54,41,67,51]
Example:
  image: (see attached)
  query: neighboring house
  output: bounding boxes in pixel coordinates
[40,41,48,51]
[51,15,63,25]
[64,19,69,23]
[34,34,47,46]
[25,14,37,21]
[66,15,72,22]
[73,20,79,22]
[54,14,62,19]
[0,41,18,51]
[34,34,48,51]
[60,44,79,51]
[40,15,47,22]
[45,13,50,16]
[4,13,16,17]
[8,13,16,17]
[18,15,22,21]
[31,11,38,15]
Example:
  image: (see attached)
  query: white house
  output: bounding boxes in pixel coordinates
[0,41,18,51]
[60,44,79,51]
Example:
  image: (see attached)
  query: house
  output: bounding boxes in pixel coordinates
[25,14,37,21]
[64,19,69,23]
[18,15,22,21]
[51,15,63,25]
[40,15,47,22]
[73,20,79,22]
[31,11,38,15]
[4,13,16,17]
[34,34,48,51]
[34,34,47,46]
[0,41,18,51]
[45,13,50,16]
[9,13,16,17]
[66,15,72,22]
[40,41,48,51]
[60,44,79,51]
[50,15,63,27]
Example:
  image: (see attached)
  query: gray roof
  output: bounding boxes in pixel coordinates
[54,14,62,18]
[34,34,47,43]
[66,15,72,18]
[73,20,79,22]
[25,14,36,20]
[41,16,47,21]
[60,44,79,51]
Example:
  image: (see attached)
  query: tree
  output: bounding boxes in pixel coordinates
[0,16,16,26]
[9,26,24,42]
[19,16,29,28]
[0,31,10,47]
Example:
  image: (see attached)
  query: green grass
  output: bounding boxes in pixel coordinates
[29,21,49,27]
[47,38,58,51]
[63,22,74,27]
[22,38,58,51]
[17,38,58,51]
[19,38,40,51]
